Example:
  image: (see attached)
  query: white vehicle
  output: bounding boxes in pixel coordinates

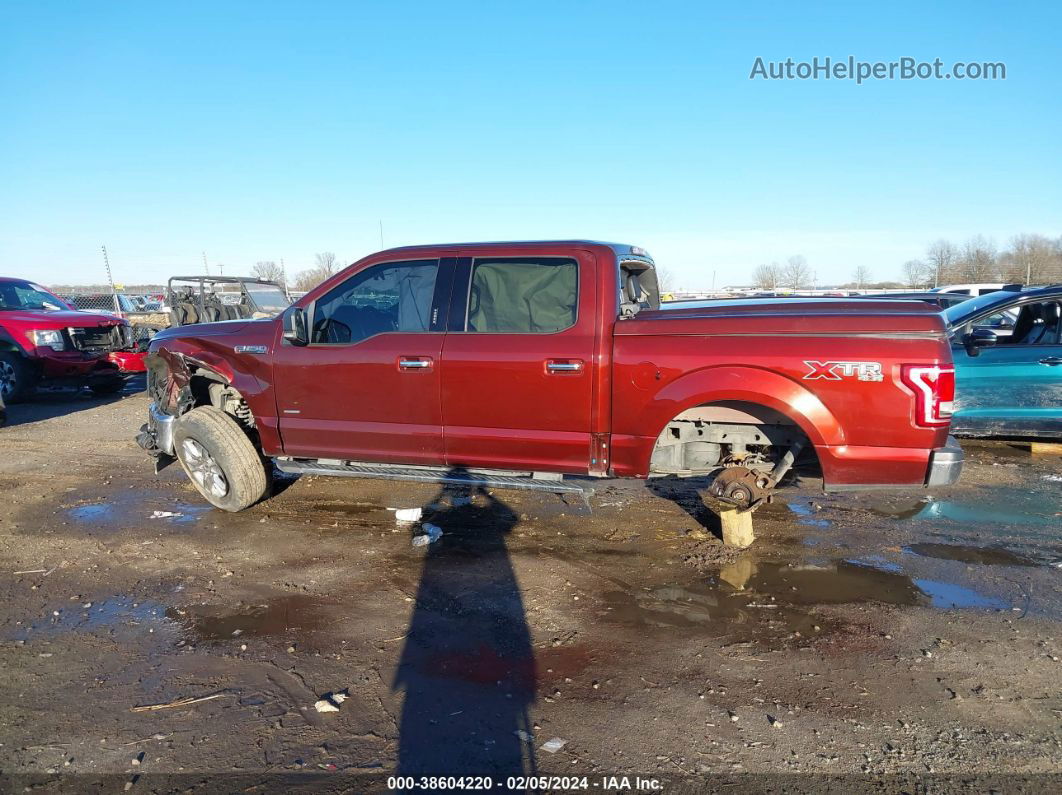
[931,283,1021,297]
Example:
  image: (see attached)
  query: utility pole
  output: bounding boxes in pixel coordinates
[280,258,290,298]
[379,220,384,249]
[101,245,120,315]
[201,251,210,276]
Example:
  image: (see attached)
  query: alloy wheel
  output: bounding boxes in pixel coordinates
[180,437,229,498]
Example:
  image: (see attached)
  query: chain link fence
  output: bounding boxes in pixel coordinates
[57,291,171,347]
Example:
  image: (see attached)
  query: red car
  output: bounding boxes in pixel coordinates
[138,241,961,513]
[0,277,144,402]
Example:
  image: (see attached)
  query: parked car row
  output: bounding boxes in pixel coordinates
[60,292,163,314]
[0,278,148,401]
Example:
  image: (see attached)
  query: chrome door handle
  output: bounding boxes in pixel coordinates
[1038,357,1062,366]
[546,359,584,373]
[398,358,433,371]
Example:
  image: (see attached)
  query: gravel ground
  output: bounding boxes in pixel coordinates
[0,386,1060,792]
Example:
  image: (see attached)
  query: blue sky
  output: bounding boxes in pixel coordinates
[2,1,1059,288]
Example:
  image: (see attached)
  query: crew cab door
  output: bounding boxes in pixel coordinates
[952,297,1062,437]
[440,250,598,472]
[272,258,452,462]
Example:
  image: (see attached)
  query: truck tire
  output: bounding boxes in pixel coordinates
[173,406,269,512]
[0,352,35,403]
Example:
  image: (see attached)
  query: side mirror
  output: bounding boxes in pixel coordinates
[282,306,308,346]
[963,327,997,357]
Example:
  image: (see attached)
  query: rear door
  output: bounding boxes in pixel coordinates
[440,250,598,472]
[952,297,1062,437]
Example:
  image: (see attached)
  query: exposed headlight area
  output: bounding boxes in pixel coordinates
[30,329,66,351]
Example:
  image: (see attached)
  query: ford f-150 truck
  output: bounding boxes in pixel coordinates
[0,277,137,401]
[137,241,962,513]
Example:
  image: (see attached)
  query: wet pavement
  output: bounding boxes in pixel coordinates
[0,393,1060,788]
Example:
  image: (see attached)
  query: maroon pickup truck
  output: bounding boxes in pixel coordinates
[138,241,962,512]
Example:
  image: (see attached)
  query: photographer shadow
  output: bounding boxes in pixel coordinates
[393,471,537,784]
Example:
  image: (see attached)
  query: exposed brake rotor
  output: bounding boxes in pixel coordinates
[706,466,773,511]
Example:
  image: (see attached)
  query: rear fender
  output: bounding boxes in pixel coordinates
[621,365,844,476]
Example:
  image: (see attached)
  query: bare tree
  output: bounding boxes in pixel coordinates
[1000,233,1061,284]
[291,269,325,292]
[315,252,339,276]
[901,259,931,288]
[780,256,811,290]
[289,252,344,293]
[925,239,958,287]
[251,261,284,284]
[752,263,780,290]
[957,236,999,282]
[656,267,675,293]
[852,266,872,290]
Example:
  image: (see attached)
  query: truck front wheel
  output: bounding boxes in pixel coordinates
[173,406,269,511]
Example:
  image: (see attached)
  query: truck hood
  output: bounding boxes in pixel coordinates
[151,318,266,342]
[622,298,947,336]
[0,308,126,330]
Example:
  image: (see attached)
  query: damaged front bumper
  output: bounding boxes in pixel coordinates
[136,402,176,472]
[925,435,963,487]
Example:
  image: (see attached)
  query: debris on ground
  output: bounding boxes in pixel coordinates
[392,507,423,523]
[541,737,568,753]
[130,693,226,713]
[411,523,443,546]
[514,729,533,743]
[149,511,182,519]
[314,691,348,713]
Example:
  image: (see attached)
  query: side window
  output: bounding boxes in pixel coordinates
[466,257,577,333]
[973,310,1016,331]
[1006,300,1061,345]
[311,259,439,344]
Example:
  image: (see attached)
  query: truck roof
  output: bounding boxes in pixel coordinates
[370,240,652,260]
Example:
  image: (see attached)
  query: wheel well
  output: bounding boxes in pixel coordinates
[649,400,819,477]
[187,372,257,433]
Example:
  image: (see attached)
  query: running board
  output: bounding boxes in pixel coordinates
[273,458,593,496]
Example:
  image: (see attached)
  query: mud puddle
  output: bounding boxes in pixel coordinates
[601,556,1010,640]
[65,497,213,528]
[786,499,832,528]
[904,542,1037,567]
[169,595,330,641]
[14,596,174,641]
[857,489,1060,528]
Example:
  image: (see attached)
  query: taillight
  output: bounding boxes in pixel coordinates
[902,365,955,427]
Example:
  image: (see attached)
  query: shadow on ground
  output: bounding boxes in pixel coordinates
[1,375,144,428]
[393,471,537,786]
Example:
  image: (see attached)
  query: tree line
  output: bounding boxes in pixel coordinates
[250,252,341,292]
[902,233,1062,288]
[752,233,1062,291]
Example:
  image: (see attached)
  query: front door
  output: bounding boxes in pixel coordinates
[273,257,452,463]
[440,251,598,472]
[952,298,1062,437]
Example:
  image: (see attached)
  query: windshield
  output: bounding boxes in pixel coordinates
[0,281,69,311]
[243,282,290,313]
[943,291,1011,327]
